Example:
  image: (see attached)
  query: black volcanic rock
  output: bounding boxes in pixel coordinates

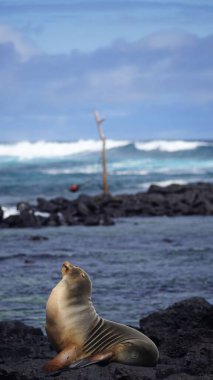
[37,197,58,213]
[1,182,213,228]
[3,211,40,228]
[0,298,212,379]
[140,297,213,379]
[29,235,49,241]
[0,205,3,222]
[17,202,31,213]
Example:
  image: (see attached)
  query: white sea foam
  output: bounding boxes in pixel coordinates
[135,140,209,152]
[42,165,101,175]
[112,170,148,175]
[42,164,213,177]
[0,140,210,159]
[2,206,19,218]
[139,180,188,190]
[0,140,129,160]
[43,167,148,176]
[34,211,50,218]
[2,206,50,218]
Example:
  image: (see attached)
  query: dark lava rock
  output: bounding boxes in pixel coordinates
[1,182,213,228]
[100,213,115,226]
[0,205,4,222]
[0,298,212,379]
[140,297,213,379]
[43,212,63,227]
[17,202,32,213]
[37,198,58,213]
[3,211,40,228]
[83,215,102,226]
[29,235,49,241]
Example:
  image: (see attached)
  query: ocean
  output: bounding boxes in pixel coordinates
[0,139,213,329]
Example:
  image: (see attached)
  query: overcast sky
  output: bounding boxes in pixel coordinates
[0,0,213,141]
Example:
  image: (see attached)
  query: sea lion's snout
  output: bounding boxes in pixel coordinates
[62,261,73,269]
[61,261,82,278]
[61,262,91,295]
[61,261,75,276]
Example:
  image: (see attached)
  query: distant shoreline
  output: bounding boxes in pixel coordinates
[1,182,213,228]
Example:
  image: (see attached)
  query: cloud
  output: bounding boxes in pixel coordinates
[0,24,40,61]
[0,30,213,125]
[0,1,213,14]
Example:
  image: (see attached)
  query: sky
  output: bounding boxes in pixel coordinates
[0,0,213,141]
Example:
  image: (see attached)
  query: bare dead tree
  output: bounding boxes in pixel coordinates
[94,110,109,194]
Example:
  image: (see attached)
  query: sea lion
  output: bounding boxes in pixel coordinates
[43,261,159,373]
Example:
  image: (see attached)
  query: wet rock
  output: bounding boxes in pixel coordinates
[2,182,213,228]
[0,206,3,222]
[78,194,99,208]
[37,198,58,213]
[77,201,90,217]
[0,298,212,379]
[83,215,101,226]
[51,197,70,209]
[140,298,213,378]
[17,202,32,213]
[3,212,40,228]
[24,259,35,264]
[61,208,79,225]
[162,238,174,243]
[100,214,115,226]
[29,236,49,241]
[44,213,63,227]
[0,321,43,338]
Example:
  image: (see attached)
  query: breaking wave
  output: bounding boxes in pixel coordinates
[0,140,129,160]
[135,140,210,152]
[0,139,211,160]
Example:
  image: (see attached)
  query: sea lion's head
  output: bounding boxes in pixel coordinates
[61,261,92,298]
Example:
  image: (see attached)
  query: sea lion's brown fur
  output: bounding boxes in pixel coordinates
[43,261,159,373]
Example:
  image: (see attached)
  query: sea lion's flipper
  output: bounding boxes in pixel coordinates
[43,346,76,373]
[69,352,113,368]
[69,358,100,368]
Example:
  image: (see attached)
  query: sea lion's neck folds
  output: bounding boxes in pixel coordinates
[58,280,101,332]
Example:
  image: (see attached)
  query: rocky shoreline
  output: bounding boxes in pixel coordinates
[1,182,213,228]
[0,297,212,379]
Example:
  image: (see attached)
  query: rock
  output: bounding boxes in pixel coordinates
[100,214,115,226]
[0,298,212,379]
[83,215,101,226]
[17,202,31,213]
[29,236,49,241]
[162,238,174,243]
[51,197,70,209]
[0,320,43,339]
[0,205,4,222]
[2,182,213,228]
[140,297,213,378]
[78,194,99,208]
[3,212,40,228]
[43,213,63,227]
[61,208,79,225]
[148,184,184,194]
[77,201,90,217]
[37,198,58,213]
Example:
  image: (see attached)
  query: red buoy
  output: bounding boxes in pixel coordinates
[69,184,79,192]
